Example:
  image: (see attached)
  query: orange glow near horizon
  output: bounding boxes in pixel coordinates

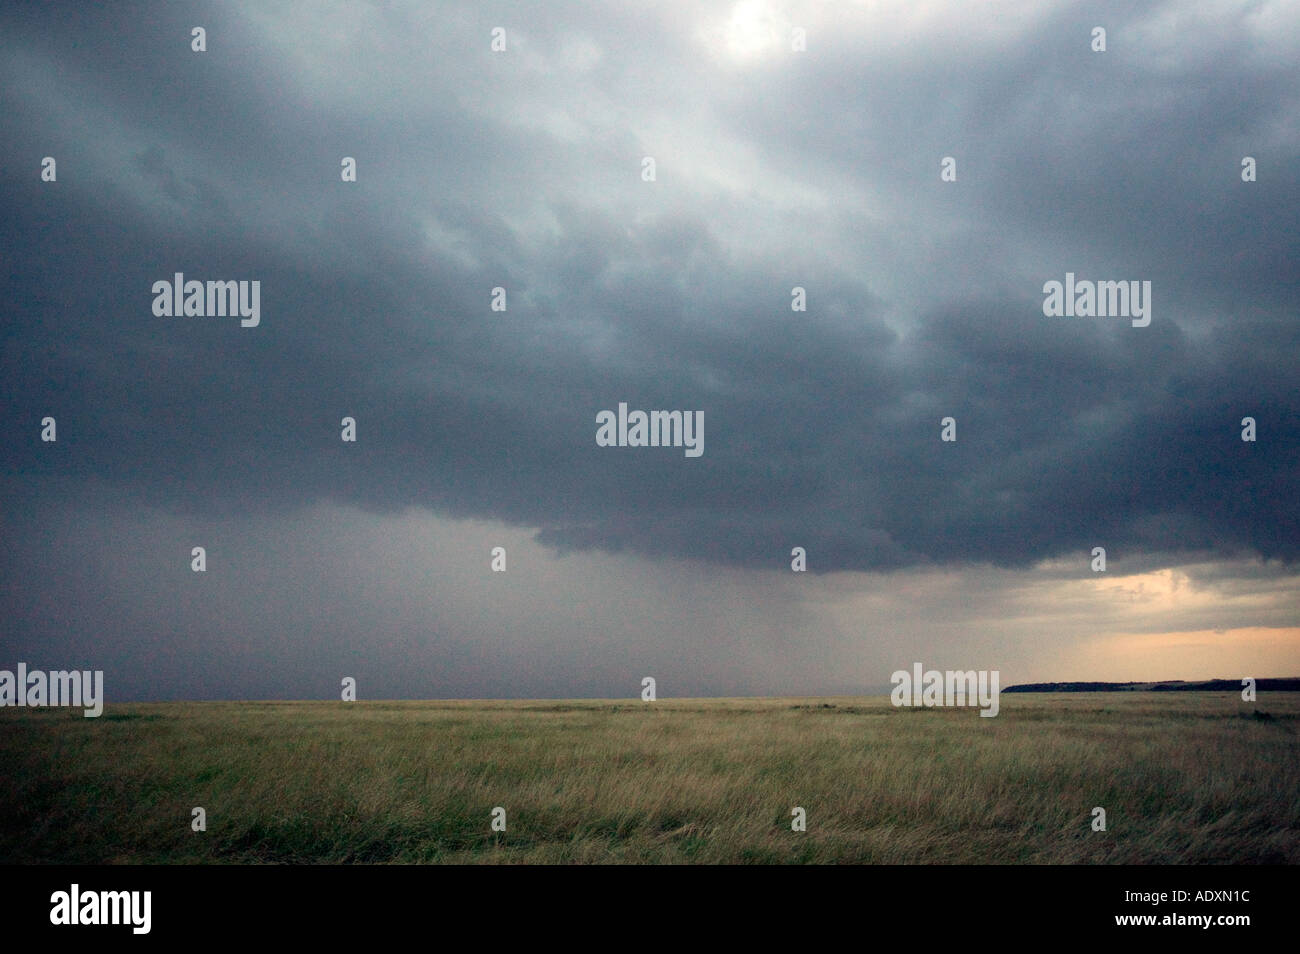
[1054,627,1300,683]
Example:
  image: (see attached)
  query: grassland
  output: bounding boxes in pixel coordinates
[1,693,1296,864]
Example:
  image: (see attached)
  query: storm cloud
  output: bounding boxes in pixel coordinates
[1,1,1297,698]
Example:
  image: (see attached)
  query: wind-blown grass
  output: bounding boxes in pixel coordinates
[1,693,1295,864]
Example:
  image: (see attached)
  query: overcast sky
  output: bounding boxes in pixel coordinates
[2,0,1297,701]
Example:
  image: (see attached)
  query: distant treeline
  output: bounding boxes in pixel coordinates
[1004,679,1300,693]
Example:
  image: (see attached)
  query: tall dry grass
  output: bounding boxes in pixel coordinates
[1,693,1295,863]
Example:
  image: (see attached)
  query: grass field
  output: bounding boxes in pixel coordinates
[2,693,1296,864]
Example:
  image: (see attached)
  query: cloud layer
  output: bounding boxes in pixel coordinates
[2,1,1297,697]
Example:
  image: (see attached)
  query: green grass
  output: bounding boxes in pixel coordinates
[1,693,1296,864]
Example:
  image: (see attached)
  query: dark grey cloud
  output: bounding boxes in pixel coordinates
[3,0,1296,576]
